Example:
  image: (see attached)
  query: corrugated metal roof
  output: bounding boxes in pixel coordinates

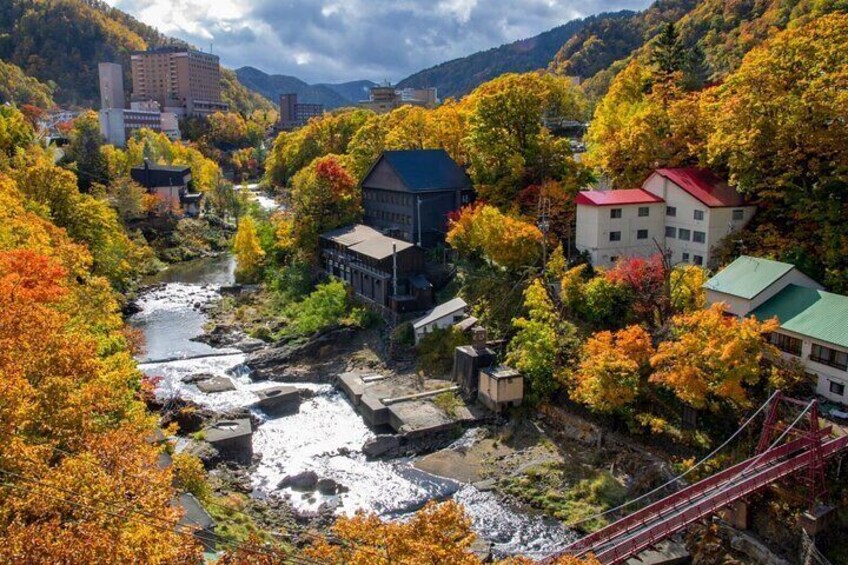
[322,224,383,247]
[348,236,414,261]
[364,149,470,192]
[576,188,664,206]
[413,297,467,329]
[703,256,795,300]
[654,168,746,207]
[752,285,848,349]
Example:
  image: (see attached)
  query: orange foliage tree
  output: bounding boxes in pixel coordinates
[0,174,198,562]
[572,325,655,413]
[447,203,543,270]
[650,304,779,410]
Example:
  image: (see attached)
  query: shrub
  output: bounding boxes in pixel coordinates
[416,327,467,377]
[171,453,211,502]
[284,280,350,336]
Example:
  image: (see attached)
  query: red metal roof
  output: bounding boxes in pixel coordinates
[653,168,745,207]
[576,188,664,206]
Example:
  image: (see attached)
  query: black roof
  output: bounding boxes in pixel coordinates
[363,149,470,192]
[130,161,191,188]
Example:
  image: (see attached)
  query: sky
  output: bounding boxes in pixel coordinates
[105,0,651,84]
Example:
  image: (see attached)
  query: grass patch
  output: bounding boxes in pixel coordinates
[499,463,627,533]
[433,391,463,418]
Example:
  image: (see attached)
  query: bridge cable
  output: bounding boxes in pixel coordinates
[560,390,780,532]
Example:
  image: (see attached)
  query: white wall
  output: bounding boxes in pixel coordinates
[575,202,665,268]
[705,290,755,318]
[771,328,848,403]
[642,173,754,266]
[413,307,467,343]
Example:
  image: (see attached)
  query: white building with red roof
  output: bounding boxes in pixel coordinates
[576,168,755,268]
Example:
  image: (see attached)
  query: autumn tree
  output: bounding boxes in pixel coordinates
[62,110,109,192]
[650,304,779,410]
[234,215,266,283]
[572,325,654,413]
[704,14,848,290]
[288,155,361,256]
[506,278,580,403]
[447,204,543,271]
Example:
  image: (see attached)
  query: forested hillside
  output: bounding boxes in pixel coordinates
[550,0,846,97]
[396,14,630,99]
[0,0,272,112]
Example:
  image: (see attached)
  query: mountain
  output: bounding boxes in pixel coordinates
[235,67,376,109]
[395,14,633,100]
[0,0,272,112]
[316,80,377,104]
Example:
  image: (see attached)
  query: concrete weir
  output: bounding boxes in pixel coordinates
[252,385,300,416]
[337,372,489,445]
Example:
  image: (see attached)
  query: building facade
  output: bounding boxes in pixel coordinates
[361,149,473,248]
[319,224,433,313]
[98,62,125,109]
[130,47,228,116]
[99,107,162,147]
[130,161,201,216]
[359,84,438,114]
[412,297,469,343]
[575,189,666,267]
[278,93,324,130]
[576,168,755,268]
[705,256,848,404]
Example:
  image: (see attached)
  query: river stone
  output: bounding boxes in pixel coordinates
[279,471,318,492]
[181,373,217,384]
[195,376,236,393]
[362,435,401,459]
[472,479,497,492]
[316,478,349,495]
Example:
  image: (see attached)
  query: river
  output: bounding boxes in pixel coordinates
[129,197,572,558]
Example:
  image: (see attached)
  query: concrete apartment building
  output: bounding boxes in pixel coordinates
[98,62,125,109]
[705,256,848,404]
[361,149,473,248]
[278,93,324,130]
[576,168,755,268]
[130,47,228,116]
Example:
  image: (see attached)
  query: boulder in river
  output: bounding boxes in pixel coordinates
[362,435,401,459]
[195,376,237,393]
[247,326,358,379]
[278,471,318,492]
[316,478,349,495]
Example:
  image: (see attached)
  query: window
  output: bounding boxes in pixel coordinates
[682,253,690,262]
[665,226,676,238]
[609,231,622,242]
[693,231,706,243]
[693,255,704,266]
[830,381,845,396]
[732,209,745,221]
[637,229,649,240]
[610,208,622,219]
[666,206,677,217]
[770,333,802,356]
[678,229,691,241]
[811,344,848,370]
[638,207,650,217]
[694,210,704,221]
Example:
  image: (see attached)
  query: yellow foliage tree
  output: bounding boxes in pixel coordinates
[234,215,265,283]
[447,204,543,270]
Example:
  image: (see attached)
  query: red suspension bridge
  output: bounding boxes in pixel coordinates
[543,392,848,564]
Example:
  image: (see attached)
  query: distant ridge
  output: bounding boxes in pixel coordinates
[395,12,634,99]
[236,66,376,109]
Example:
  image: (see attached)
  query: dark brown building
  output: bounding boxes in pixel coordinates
[361,149,473,248]
[278,93,324,130]
[320,224,432,313]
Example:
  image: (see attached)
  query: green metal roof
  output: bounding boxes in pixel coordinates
[752,285,848,349]
[703,256,795,300]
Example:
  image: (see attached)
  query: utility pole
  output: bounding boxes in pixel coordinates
[537,196,551,269]
[417,196,423,247]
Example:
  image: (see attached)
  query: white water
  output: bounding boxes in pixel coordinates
[130,199,573,557]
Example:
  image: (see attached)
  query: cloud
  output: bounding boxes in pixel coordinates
[106,0,651,83]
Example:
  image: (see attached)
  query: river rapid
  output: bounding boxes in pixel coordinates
[130,197,572,558]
